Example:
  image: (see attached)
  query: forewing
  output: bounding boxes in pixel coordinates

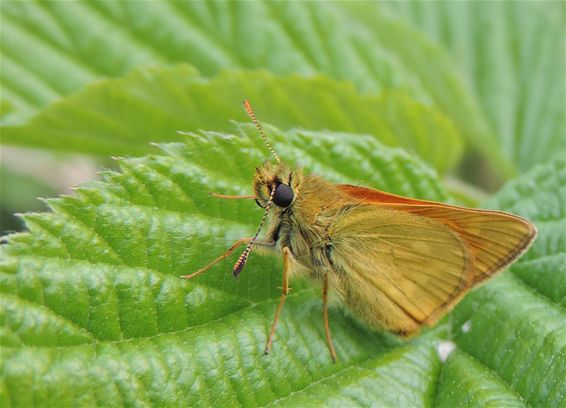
[338,184,537,284]
[328,205,472,336]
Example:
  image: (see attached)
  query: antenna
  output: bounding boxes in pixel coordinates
[233,185,276,277]
[243,99,281,163]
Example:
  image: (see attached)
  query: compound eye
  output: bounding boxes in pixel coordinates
[272,183,294,208]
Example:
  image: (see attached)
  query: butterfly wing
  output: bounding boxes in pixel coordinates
[338,185,537,284]
[327,185,536,336]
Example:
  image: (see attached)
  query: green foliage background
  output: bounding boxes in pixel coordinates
[1,1,564,407]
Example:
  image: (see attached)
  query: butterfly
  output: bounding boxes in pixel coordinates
[182,100,537,362]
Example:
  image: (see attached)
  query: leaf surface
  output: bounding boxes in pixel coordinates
[379,1,565,173]
[449,153,566,407]
[1,65,463,174]
[2,1,506,175]
[1,132,563,406]
[1,127,445,406]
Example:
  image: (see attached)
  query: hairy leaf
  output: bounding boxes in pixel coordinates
[1,130,563,406]
[1,127,445,406]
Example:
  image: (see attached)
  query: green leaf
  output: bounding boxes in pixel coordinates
[1,126,446,406]
[436,350,528,407]
[379,1,565,173]
[1,127,563,406]
[449,153,566,407]
[0,1,475,117]
[269,344,440,407]
[2,1,507,176]
[1,1,564,405]
[486,152,566,307]
[1,65,464,174]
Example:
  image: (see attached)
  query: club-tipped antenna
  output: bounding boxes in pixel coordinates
[243,99,281,164]
[233,185,276,277]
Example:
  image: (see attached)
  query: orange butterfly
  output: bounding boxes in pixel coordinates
[182,100,537,362]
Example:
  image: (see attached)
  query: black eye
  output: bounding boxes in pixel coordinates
[272,183,294,208]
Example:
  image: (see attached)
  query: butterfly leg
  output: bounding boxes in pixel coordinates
[265,246,292,355]
[323,273,337,363]
[180,238,252,280]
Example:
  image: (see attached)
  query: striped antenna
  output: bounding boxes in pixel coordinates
[233,185,276,277]
[243,99,281,163]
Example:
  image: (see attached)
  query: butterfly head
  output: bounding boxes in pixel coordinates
[232,99,304,278]
[253,161,303,209]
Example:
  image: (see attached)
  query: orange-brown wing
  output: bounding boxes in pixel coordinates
[328,204,471,336]
[326,185,536,336]
[338,184,537,284]
[339,184,437,205]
